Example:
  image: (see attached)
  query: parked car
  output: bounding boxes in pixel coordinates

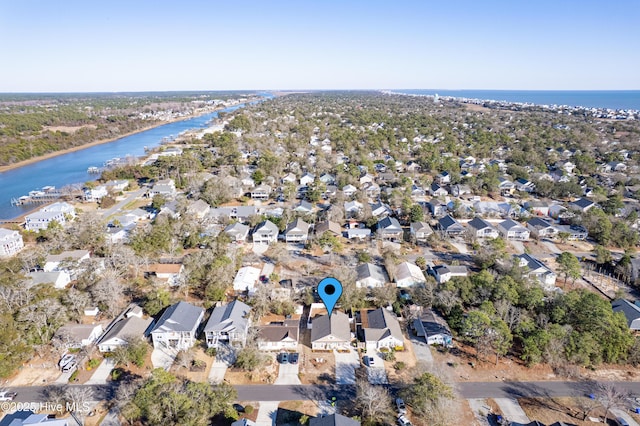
[397,414,412,426]
[395,398,407,415]
[58,354,75,370]
[62,360,77,373]
[232,403,245,413]
[0,391,17,401]
[289,353,299,364]
[278,352,289,364]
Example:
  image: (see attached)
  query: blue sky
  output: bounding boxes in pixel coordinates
[1,0,638,92]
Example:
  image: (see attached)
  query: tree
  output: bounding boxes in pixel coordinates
[234,347,264,370]
[112,336,150,368]
[556,251,581,286]
[355,378,393,424]
[409,204,424,222]
[401,371,454,422]
[593,245,612,265]
[594,382,629,424]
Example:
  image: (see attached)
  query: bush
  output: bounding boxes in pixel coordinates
[393,361,406,370]
[69,370,79,382]
[87,358,101,369]
[381,351,396,362]
[244,405,254,415]
[205,347,217,357]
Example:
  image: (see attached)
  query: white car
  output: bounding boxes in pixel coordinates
[59,354,75,369]
[0,391,17,401]
[397,415,412,426]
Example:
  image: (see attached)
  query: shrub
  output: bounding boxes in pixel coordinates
[244,405,254,415]
[87,358,101,369]
[381,351,396,362]
[205,347,217,357]
[393,361,406,370]
[69,370,79,382]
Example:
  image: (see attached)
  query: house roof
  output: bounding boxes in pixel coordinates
[224,222,250,237]
[151,301,204,333]
[416,309,451,337]
[362,308,404,344]
[438,215,461,230]
[527,217,554,229]
[410,221,433,234]
[432,264,468,275]
[467,217,496,232]
[285,218,310,234]
[612,299,640,329]
[98,316,152,345]
[256,322,299,343]
[55,324,101,342]
[45,250,90,263]
[147,263,183,274]
[356,263,388,283]
[315,220,342,236]
[311,311,351,343]
[254,220,279,235]
[377,216,401,231]
[498,218,526,231]
[395,262,426,283]
[516,253,552,274]
[204,300,251,333]
[570,198,595,209]
[309,413,360,426]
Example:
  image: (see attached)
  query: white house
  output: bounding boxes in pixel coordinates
[146,263,184,286]
[25,210,66,231]
[515,253,557,289]
[84,185,108,202]
[252,220,279,245]
[497,219,530,240]
[29,271,71,289]
[412,309,453,347]
[255,319,300,351]
[395,262,427,288]
[0,228,24,257]
[250,184,272,200]
[204,300,251,348]
[54,323,104,349]
[466,217,500,239]
[42,201,76,218]
[233,266,261,295]
[43,250,91,272]
[150,301,204,352]
[359,308,404,350]
[410,221,433,243]
[300,173,315,187]
[356,263,389,288]
[149,179,177,198]
[224,223,250,243]
[284,218,311,243]
[342,184,358,198]
[97,305,152,352]
[430,265,468,284]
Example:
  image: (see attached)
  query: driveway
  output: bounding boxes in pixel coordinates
[450,241,469,254]
[509,240,525,254]
[100,408,121,426]
[208,360,228,384]
[365,347,388,384]
[151,347,177,370]
[493,398,530,424]
[408,333,433,364]
[55,370,75,384]
[612,408,640,426]
[276,361,301,385]
[542,240,561,255]
[255,401,279,426]
[467,398,491,426]
[85,358,115,385]
[252,243,269,255]
[334,350,359,385]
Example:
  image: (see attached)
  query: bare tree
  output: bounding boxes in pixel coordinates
[63,288,91,322]
[575,395,600,421]
[595,382,630,424]
[355,378,393,423]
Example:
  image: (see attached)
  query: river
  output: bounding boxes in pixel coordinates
[0,103,246,220]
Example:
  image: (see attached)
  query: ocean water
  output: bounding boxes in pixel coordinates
[391,89,640,111]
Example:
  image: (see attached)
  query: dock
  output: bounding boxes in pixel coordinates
[11,186,84,206]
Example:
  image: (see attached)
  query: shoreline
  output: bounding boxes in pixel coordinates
[0,106,229,174]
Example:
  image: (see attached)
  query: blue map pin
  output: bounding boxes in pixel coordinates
[318,277,343,317]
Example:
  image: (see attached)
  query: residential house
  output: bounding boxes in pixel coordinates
[252,220,279,245]
[309,414,360,426]
[355,263,389,288]
[516,253,557,289]
[241,176,255,188]
[232,266,261,295]
[294,200,315,215]
[231,206,258,222]
[611,299,640,331]
[427,200,448,217]
[43,250,91,272]
[498,178,515,195]
[466,217,500,239]
[250,184,272,200]
[150,301,205,351]
[310,311,352,351]
[281,172,297,184]
[149,179,177,198]
[344,200,363,218]
[451,184,471,197]
[224,223,250,243]
[527,217,558,239]
[0,228,24,257]
[204,300,251,348]
[284,218,311,243]
[370,201,391,218]
[412,308,453,347]
[232,419,257,426]
[255,319,300,351]
[437,215,466,237]
[359,173,375,186]
[357,308,404,350]
[395,262,426,288]
[346,228,371,240]
[568,198,596,213]
[363,182,381,198]
[98,314,152,352]
[146,263,184,286]
[515,178,535,193]
[53,323,103,349]
[376,216,403,242]
[186,199,211,219]
[554,224,588,240]
[406,161,422,173]
[430,264,468,284]
[84,185,108,202]
[436,171,451,185]
[29,271,71,289]
[104,179,129,192]
[315,220,342,237]
[524,200,552,217]
[410,184,426,198]
[42,201,75,218]
[410,221,433,243]
[342,184,358,198]
[429,182,448,197]
[25,210,67,231]
[300,173,315,187]
[0,411,70,426]
[319,173,336,185]
[497,219,530,240]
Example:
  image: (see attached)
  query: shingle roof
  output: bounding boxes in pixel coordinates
[310,311,351,342]
[98,316,152,344]
[467,217,495,231]
[309,413,360,426]
[203,300,251,333]
[362,308,404,344]
[356,263,388,283]
[612,299,640,329]
[151,301,204,333]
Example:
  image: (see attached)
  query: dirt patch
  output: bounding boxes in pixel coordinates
[44,125,97,134]
[225,355,278,385]
[298,343,335,385]
[518,396,614,425]
[171,346,213,383]
[386,338,418,384]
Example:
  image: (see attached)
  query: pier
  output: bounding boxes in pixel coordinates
[11,186,84,206]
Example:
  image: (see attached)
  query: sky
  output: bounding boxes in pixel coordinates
[0,0,639,92]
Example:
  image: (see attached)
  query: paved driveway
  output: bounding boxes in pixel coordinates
[255,401,279,426]
[365,347,388,384]
[542,240,561,255]
[408,333,433,364]
[450,241,469,254]
[334,350,359,385]
[151,347,177,370]
[509,240,525,254]
[85,358,115,385]
[276,361,301,385]
[494,398,530,424]
[612,408,640,426]
[467,398,491,426]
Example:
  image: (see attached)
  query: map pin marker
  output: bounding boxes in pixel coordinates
[318,277,343,317]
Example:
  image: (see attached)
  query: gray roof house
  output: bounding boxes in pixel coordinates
[250,184,272,200]
[252,220,279,245]
[612,299,640,330]
[309,413,360,426]
[527,217,558,239]
[357,308,404,350]
[412,308,453,347]
[204,300,251,349]
[515,253,557,289]
[284,218,311,243]
[410,221,433,243]
[98,315,153,353]
[224,223,250,243]
[150,301,205,351]
[466,217,500,239]
[355,263,389,288]
[497,219,530,240]
[315,220,342,237]
[437,215,465,237]
[430,264,468,284]
[376,216,403,242]
[311,311,352,351]
[568,197,596,213]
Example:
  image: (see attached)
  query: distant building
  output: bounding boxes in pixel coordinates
[0,228,24,257]
[355,263,389,288]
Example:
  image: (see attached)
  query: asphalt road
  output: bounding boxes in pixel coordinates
[8,381,640,404]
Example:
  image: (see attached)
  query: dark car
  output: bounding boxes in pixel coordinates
[278,352,289,363]
[232,403,245,413]
[289,353,299,364]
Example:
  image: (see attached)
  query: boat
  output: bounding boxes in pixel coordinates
[87,166,100,174]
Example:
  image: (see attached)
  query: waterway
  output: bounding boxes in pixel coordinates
[0,104,245,220]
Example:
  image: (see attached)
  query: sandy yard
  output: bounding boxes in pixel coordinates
[170,346,213,383]
[385,337,418,384]
[298,343,335,385]
[8,363,61,386]
[225,354,278,385]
